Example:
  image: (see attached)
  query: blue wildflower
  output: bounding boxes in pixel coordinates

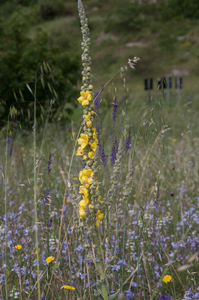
[126,289,134,299]
[158,293,170,300]
[124,127,132,154]
[112,96,118,122]
[101,142,107,167]
[47,153,52,174]
[110,136,118,166]
[49,218,53,228]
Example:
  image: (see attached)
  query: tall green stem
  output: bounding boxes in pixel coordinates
[4,120,9,300]
[96,240,108,300]
[33,88,40,300]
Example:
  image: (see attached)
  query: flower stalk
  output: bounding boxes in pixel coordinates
[77,1,108,299]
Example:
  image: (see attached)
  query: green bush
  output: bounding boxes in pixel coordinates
[105,0,149,32]
[0,13,80,129]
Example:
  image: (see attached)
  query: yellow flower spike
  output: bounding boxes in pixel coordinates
[77,134,89,149]
[62,285,76,290]
[77,90,92,107]
[88,151,95,159]
[14,245,22,250]
[76,147,84,156]
[46,256,55,263]
[79,185,89,196]
[163,275,172,283]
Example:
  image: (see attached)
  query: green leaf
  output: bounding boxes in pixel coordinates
[108,289,121,300]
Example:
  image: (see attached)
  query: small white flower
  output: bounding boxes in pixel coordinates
[127,57,140,69]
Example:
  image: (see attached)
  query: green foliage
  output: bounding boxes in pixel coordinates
[157,24,178,55]
[40,1,65,21]
[158,0,199,21]
[0,13,80,129]
[105,0,149,32]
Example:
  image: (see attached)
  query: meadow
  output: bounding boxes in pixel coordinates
[1,0,199,299]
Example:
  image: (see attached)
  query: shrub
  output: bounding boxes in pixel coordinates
[0,13,80,129]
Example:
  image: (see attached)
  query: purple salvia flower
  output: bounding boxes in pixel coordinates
[94,91,100,111]
[9,146,13,157]
[112,96,118,122]
[5,137,11,145]
[101,142,107,167]
[158,293,170,300]
[44,189,50,203]
[125,127,132,154]
[47,153,52,174]
[126,289,134,299]
[49,218,53,228]
[94,87,104,111]
[97,127,102,153]
[110,136,118,166]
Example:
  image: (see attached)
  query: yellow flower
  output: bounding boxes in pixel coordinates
[97,195,103,204]
[79,197,89,210]
[83,155,87,160]
[88,151,95,159]
[73,177,78,180]
[77,91,92,107]
[34,251,37,254]
[79,168,93,186]
[85,112,92,127]
[79,185,89,196]
[85,112,91,122]
[87,120,92,127]
[14,245,22,250]
[77,134,89,149]
[90,142,97,152]
[76,147,84,156]
[95,210,104,226]
[63,285,75,290]
[92,128,98,143]
[163,275,172,283]
[79,209,86,219]
[46,256,55,264]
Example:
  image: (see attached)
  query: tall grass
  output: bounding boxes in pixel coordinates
[0,1,199,300]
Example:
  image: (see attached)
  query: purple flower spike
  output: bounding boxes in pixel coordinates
[125,127,132,154]
[110,136,118,166]
[47,153,52,174]
[5,137,11,145]
[170,192,174,197]
[49,218,53,228]
[112,96,118,122]
[158,293,170,300]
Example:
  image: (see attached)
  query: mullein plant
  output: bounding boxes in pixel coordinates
[70,1,138,299]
